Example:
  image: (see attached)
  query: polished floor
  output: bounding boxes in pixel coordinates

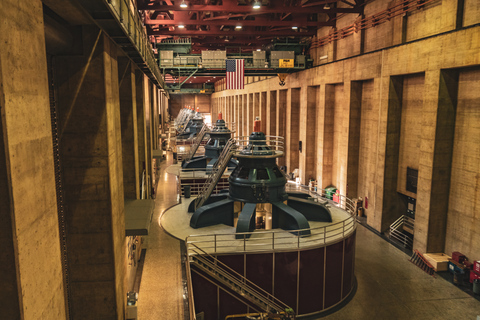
[138,151,480,320]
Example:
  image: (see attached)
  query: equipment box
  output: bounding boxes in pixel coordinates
[470,270,480,283]
[474,260,480,273]
[424,253,450,272]
[448,260,466,274]
[452,252,466,263]
[325,187,336,200]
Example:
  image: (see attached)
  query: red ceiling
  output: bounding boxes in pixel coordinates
[138,0,364,51]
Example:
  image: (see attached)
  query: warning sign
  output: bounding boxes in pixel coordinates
[279,59,294,68]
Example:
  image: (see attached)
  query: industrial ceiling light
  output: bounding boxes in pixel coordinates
[178,24,185,28]
[252,0,261,9]
[323,2,331,9]
[256,49,261,51]
[235,25,242,30]
[292,26,298,30]
[180,0,188,8]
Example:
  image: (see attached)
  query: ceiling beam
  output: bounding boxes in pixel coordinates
[137,3,362,14]
[145,17,334,27]
[148,29,317,36]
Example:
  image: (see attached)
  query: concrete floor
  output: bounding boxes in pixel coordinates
[139,151,480,320]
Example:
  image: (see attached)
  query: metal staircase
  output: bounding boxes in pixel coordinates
[184,124,210,161]
[193,138,237,211]
[178,112,193,133]
[188,244,293,316]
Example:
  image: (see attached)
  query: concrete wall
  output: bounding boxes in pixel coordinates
[397,74,424,198]
[170,94,211,117]
[212,22,480,259]
[0,0,67,319]
[445,67,480,258]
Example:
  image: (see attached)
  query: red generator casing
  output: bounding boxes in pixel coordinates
[470,270,480,283]
[452,252,466,263]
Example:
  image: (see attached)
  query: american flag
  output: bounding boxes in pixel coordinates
[226,59,244,90]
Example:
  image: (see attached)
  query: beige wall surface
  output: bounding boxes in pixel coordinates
[445,67,480,258]
[397,74,424,198]
[170,94,211,117]
[212,22,480,259]
[0,0,67,318]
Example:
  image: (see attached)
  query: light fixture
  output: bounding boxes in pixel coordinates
[323,2,331,9]
[252,0,261,9]
[235,25,242,30]
[292,26,298,30]
[180,0,188,8]
[178,24,185,28]
[257,48,261,51]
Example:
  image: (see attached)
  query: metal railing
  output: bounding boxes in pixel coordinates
[179,168,230,197]
[186,183,356,255]
[185,184,356,319]
[103,0,165,90]
[234,135,284,157]
[389,215,414,249]
[186,243,293,317]
[193,138,237,210]
[184,124,210,161]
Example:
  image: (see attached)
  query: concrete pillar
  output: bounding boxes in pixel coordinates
[0,0,67,318]
[242,94,247,137]
[332,83,348,195]
[55,29,125,319]
[136,69,149,199]
[267,91,277,137]
[346,81,362,199]
[248,93,253,133]
[233,95,237,132]
[254,92,260,125]
[302,86,318,184]
[287,88,300,175]
[380,76,404,232]
[260,92,267,133]
[237,95,241,136]
[415,69,456,252]
[145,80,153,198]
[318,85,335,189]
[119,57,140,199]
[277,90,287,168]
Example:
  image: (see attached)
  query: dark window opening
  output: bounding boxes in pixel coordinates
[406,167,418,194]
[272,167,284,178]
[238,167,250,179]
[256,168,269,180]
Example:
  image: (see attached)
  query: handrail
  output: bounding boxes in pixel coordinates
[102,0,166,92]
[185,186,356,318]
[193,138,237,210]
[187,183,356,255]
[389,215,415,249]
[187,243,291,314]
[234,135,284,157]
[141,169,146,199]
[184,124,210,161]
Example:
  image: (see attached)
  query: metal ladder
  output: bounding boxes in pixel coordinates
[184,124,210,162]
[188,244,293,315]
[193,138,236,211]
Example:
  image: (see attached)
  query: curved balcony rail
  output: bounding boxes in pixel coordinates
[233,135,284,157]
[186,183,356,255]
